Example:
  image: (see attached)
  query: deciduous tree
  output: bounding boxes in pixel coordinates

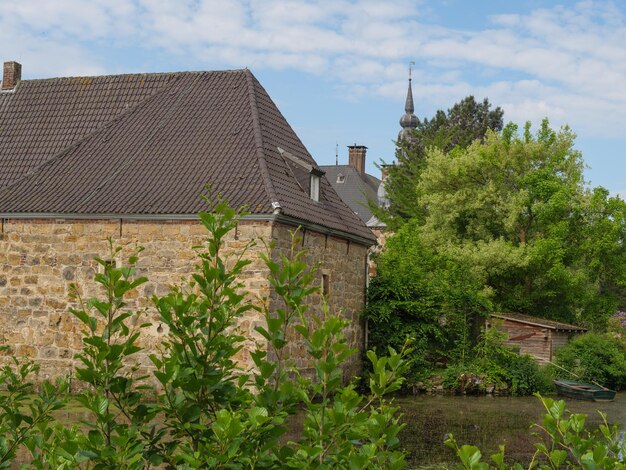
[380,96,504,228]
[417,120,626,326]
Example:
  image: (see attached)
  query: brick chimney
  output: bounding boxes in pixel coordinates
[2,61,22,90]
[348,145,367,176]
[380,164,391,182]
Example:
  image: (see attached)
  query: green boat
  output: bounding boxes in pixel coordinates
[554,379,616,402]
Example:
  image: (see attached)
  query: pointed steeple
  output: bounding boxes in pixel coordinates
[404,78,414,115]
[398,63,418,142]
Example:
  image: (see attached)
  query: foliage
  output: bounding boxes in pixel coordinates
[364,219,491,381]
[369,118,625,390]
[0,351,68,469]
[416,120,626,327]
[150,202,260,467]
[553,333,626,391]
[0,199,410,468]
[69,241,163,468]
[446,395,626,469]
[381,96,504,227]
[442,327,553,396]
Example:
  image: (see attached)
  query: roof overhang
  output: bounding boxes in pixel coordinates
[490,313,587,332]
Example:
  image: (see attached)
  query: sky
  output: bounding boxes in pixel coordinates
[1,0,626,195]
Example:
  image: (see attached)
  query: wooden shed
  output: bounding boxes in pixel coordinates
[487,313,587,364]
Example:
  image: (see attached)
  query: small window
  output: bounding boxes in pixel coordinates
[310,173,320,201]
[336,173,345,183]
[322,273,330,298]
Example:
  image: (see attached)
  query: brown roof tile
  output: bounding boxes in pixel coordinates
[0,68,375,244]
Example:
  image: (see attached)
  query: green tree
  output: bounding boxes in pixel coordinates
[417,120,626,326]
[381,96,504,227]
[364,219,491,380]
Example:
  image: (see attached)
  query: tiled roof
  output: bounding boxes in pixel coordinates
[491,313,587,332]
[320,165,380,223]
[0,69,375,244]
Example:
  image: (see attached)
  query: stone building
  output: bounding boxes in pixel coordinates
[0,61,376,383]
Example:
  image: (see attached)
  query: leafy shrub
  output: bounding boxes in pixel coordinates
[500,354,553,396]
[443,327,553,396]
[364,220,491,382]
[554,332,626,390]
[0,353,69,468]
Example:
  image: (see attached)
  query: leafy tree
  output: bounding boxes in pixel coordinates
[417,120,626,326]
[367,120,626,381]
[364,219,491,380]
[381,96,504,227]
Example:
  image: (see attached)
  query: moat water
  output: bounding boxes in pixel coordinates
[397,393,626,468]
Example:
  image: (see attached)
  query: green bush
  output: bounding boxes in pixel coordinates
[501,354,553,396]
[443,327,553,396]
[554,332,626,390]
[364,220,491,383]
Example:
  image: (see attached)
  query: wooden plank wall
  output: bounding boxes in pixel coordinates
[496,319,552,364]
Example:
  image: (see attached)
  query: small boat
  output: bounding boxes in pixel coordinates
[554,378,616,402]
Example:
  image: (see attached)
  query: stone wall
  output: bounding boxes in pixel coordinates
[0,218,272,384]
[269,223,367,382]
[0,217,368,386]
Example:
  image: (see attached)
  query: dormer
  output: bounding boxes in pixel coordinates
[277,147,325,202]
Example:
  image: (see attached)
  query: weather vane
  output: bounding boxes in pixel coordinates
[409,61,415,80]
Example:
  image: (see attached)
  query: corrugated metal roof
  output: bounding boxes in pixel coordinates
[0,69,375,244]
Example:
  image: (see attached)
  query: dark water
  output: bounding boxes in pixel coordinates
[398,393,626,468]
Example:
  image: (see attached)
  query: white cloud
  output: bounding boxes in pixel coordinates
[2,0,626,141]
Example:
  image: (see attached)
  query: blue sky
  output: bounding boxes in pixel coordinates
[2,0,626,195]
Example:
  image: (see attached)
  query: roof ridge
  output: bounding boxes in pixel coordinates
[0,75,180,199]
[20,69,248,83]
[245,69,280,209]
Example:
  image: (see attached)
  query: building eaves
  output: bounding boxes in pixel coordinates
[491,313,587,332]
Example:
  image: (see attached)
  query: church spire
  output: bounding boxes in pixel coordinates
[398,62,418,142]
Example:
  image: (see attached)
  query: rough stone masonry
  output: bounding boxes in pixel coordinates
[0,218,367,387]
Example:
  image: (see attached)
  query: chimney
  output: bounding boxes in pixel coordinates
[348,145,367,176]
[380,164,391,182]
[2,61,22,90]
